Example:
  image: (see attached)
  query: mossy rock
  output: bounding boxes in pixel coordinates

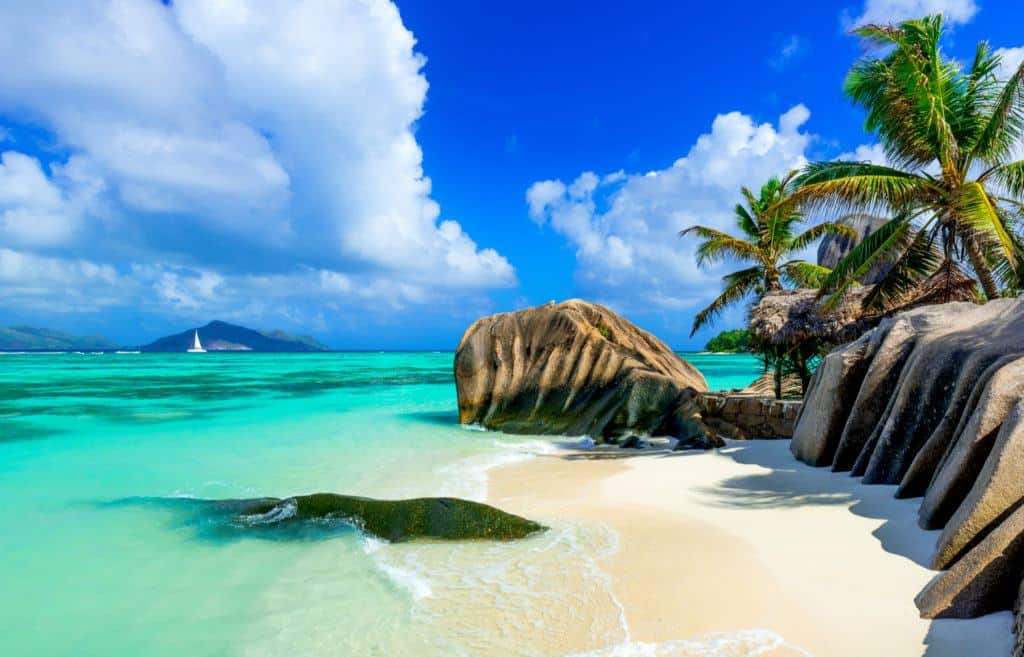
[235,493,546,543]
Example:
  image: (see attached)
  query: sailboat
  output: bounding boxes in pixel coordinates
[186,330,206,353]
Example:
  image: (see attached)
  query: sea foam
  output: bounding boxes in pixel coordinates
[565,629,812,657]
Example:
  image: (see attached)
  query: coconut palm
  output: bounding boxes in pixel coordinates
[791,15,1024,311]
[680,172,855,336]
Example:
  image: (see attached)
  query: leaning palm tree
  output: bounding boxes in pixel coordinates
[681,172,855,336]
[791,15,1024,311]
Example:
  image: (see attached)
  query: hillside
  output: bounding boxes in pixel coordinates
[140,321,330,353]
[0,326,115,351]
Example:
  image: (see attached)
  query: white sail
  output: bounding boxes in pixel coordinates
[187,330,206,353]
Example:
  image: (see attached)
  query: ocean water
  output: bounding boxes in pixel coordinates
[0,351,762,657]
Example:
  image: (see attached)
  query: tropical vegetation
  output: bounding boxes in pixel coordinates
[704,329,750,353]
[681,173,854,335]
[682,174,854,397]
[791,15,1024,311]
[682,14,1024,399]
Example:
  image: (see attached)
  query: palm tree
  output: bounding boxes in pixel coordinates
[681,172,855,336]
[791,15,1024,311]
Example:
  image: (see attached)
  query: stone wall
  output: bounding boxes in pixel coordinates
[695,393,801,440]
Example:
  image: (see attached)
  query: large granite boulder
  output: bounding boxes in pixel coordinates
[454,300,715,446]
[817,213,892,284]
[788,297,1024,633]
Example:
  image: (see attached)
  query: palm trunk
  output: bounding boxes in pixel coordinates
[964,236,1000,300]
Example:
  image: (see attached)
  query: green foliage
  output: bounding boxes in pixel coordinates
[680,172,854,335]
[793,14,1024,308]
[598,326,611,339]
[704,329,751,353]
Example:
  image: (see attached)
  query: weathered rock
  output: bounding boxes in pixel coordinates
[817,213,892,284]
[916,502,1024,618]
[831,316,918,472]
[791,298,1023,483]
[932,399,1024,569]
[454,300,711,444]
[918,357,1024,533]
[898,354,1024,499]
[788,297,1024,625]
[1015,579,1024,657]
[790,331,873,465]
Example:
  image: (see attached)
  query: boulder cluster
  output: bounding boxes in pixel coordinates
[789,298,1024,645]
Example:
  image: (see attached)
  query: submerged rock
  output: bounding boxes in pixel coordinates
[119,493,546,543]
[454,300,717,446]
[787,297,1024,631]
[237,494,546,542]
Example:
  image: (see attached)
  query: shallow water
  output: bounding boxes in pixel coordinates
[0,351,761,657]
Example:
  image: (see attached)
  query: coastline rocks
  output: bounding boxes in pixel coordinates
[133,494,547,543]
[787,297,1024,625]
[454,300,718,446]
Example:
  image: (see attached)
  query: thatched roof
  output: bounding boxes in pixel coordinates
[750,263,981,347]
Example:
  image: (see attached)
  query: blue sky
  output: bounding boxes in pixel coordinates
[0,0,1020,349]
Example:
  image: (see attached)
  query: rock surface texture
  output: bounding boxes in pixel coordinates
[455,300,717,446]
[817,213,892,284]
[788,298,1024,647]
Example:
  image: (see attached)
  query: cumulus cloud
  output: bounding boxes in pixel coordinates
[525,105,813,315]
[0,0,513,330]
[845,0,978,27]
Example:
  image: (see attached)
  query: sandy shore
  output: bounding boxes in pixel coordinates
[487,440,1013,657]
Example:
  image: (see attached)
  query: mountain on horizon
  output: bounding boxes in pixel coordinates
[140,321,330,353]
[0,326,116,351]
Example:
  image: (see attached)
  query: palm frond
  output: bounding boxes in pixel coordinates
[680,225,762,266]
[957,181,1018,266]
[972,59,1024,163]
[690,266,762,336]
[733,203,759,238]
[983,160,1024,198]
[793,161,930,215]
[862,229,943,311]
[787,222,858,254]
[781,261,832,287]
[818,215,915,312]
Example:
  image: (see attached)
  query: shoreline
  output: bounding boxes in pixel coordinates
[486,440,1013,657]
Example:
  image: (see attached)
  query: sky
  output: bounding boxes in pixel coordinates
[0,0,1021,349]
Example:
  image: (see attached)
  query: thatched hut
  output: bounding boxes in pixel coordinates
[749,262,980,394]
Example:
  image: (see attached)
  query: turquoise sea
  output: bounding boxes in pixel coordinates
[0,351,761,657]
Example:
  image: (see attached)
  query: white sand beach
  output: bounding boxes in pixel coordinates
[487,440,1013,657]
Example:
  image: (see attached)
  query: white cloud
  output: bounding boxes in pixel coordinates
[0,0,514,327]
[0,152,76,247]
[996,47,1024,82]
[838,143,889,165]
[846,0,978,27]
[0,248,126,313]
[525,105,813,314]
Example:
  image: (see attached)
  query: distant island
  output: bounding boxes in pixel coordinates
[704,329,750,353]
[140,320,330,353]
[0,326,115,351]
